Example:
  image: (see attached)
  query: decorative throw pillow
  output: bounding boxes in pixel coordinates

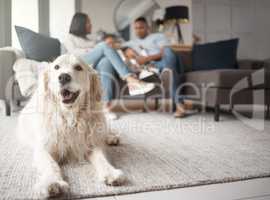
[15,26,61,62]
[192,38,239,71]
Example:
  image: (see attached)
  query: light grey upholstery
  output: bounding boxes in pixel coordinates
[0,51,27,116]
[0,51,15,115]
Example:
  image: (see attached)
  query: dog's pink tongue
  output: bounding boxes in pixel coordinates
[62,90,72,100]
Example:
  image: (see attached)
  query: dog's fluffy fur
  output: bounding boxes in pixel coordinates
[17,55,125,198]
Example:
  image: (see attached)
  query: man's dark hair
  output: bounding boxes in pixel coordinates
[135,17,148,24]
[69,12,89,38]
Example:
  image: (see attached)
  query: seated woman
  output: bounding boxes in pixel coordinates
[64,13,155,120]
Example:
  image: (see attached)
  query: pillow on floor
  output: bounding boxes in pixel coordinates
[15,26,61,62]
[192,38,239,71]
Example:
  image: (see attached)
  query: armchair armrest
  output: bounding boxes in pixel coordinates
[0,51,16,115]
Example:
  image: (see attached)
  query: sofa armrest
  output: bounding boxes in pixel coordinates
[264,60,270,71]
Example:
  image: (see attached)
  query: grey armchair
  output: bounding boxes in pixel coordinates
[0,50,27,116]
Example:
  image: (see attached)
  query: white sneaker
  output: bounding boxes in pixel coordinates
[128,81,155,96]
[104,109,118,120]
[139,69,155,80]
[148,67,159,74]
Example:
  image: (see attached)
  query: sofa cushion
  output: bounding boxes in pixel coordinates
[15,26,60,62]
[237,59,266,70]
[192,38,239,71]
[184,69,270,89]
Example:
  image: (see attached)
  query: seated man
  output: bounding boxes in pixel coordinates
[124,17,188,117]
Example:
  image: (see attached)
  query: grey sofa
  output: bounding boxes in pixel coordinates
[0,50,178,116]
[3,49,268,122]
[182,59,270,121]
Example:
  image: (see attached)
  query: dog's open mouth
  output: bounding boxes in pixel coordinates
[60,89,80,104]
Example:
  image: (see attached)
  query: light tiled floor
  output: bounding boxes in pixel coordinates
[86,178,270,200]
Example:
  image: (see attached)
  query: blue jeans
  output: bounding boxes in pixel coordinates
[153,47,184,104]
[81,42,131,102]
[95,58,117,102]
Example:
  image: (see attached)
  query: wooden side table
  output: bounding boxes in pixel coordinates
[170,44,193,52]
[169,45,193,72]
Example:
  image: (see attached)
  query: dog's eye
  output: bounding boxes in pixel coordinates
[74,65,83,71]
[54,65,60,70]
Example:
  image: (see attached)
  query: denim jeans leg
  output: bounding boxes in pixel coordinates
[95,57,116,102]
[154,47,184,104]
[158,48,177,71]
[81,42,131,79]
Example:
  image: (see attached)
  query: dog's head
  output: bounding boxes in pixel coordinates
[43,54,101,108]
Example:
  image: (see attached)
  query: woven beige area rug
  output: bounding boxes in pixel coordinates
[0,113,270,199]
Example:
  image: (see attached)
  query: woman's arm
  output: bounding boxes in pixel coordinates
[64,34,96,56]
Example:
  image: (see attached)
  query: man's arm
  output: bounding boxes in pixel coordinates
[136,48,164,65]
[136,33,168,65]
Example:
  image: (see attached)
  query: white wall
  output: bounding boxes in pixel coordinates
[81,0,118,33]
[156,0,193,45]
[192,0,270,60]
[49,0,77,41]
[11,0,39,48]
[80,0,193,44]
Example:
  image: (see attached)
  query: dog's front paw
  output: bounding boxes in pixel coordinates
[102,169,126,186]
[35,180,70,198]
[47,181,70,197]
[106,134,120,146]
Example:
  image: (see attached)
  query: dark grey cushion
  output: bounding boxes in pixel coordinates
[15,26,60,62]
[192,38,239,71]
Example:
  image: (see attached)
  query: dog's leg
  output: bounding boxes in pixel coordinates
[33,149,69,197]
[105,133,120,146]
[89,147,126,186]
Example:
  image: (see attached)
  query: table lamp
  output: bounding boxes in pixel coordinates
[164,6,189,43]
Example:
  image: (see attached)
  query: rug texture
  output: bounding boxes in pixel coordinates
[0,113,270,199]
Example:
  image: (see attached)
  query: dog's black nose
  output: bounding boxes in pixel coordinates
[58,73,71,85]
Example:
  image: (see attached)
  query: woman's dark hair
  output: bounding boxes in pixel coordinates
[69,12,89,38]
[102,33,117,41]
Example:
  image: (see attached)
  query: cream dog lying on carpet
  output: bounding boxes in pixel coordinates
[17,54,125,198]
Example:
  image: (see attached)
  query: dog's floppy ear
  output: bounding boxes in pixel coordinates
[88,66,102,103]
[37,66,49,94]
[43,69,49,92]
